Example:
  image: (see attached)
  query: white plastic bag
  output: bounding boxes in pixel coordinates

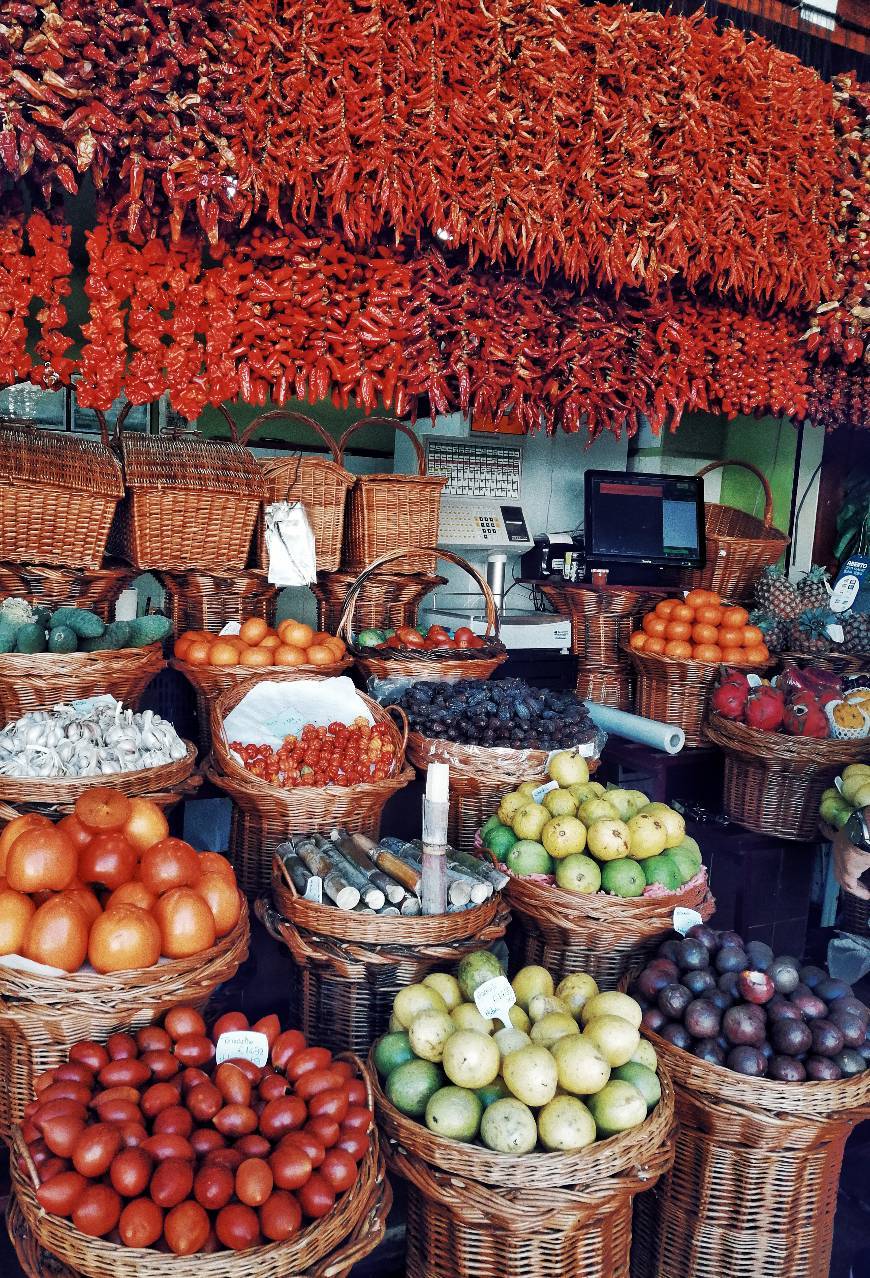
[264,500,316,586]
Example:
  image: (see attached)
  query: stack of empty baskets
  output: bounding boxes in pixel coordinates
[539,581,654,710]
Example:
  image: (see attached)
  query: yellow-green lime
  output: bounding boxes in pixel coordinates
[529,1012,579,1049]
[582,1016,640,1067]
[612,1063,661,1111]
[587,819,632,862]
[512,802,550,841]
[581,992,643,1029]
[528,993,570,1023]
[668,838,703,881]
[641,853,682,891]
[422,972,463,1011]
[509,1004,532,1032]
[630,1040,658,1072]
[511,965,554,1011]
[626,812,667,860]
[451,1004,494,1035]
[386,1059,444,1117]
[477,1077,511,1108]
[493,1026,533,1058]
[542,815,587,859]
[551,1035,610,1095]
[393,984,448,1028]
[506,840,553,876]
[537,1095,597,1151]
[480,814,501,840]
[497,791,527,825]
[424,1086,483,1142]
[569,781,606,804]
[484,824,518,861]
[480,1098,538,1154]
[578,798,619,826]
[548,750,590,787]
[409,1009,456,1062]
[543,788,579,817]
[555,972,599,1018]
[442,1030,500,1089]
[502,1044,558,1107]
[603,788,639,822]
[457,950,503,1001]
[587,1080,648,1136]
[517,780,543,798]
[373,1031,414,1078]
[640,803,686,848]
[600,858,645,897]
[555,853,601,894]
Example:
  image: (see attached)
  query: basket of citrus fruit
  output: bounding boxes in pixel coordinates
[624,591,773,746]
[171,618,351,751]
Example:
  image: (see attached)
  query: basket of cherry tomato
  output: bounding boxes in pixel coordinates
[338,548,507,683]
[11,1004,390,1277]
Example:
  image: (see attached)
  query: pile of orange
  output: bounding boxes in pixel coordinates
[629,590,770,665]
[173,618,346,669]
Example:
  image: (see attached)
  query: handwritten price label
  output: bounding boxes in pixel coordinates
[215,1031,269,1067]
[473,976,516,1028]
[672,907,703,936]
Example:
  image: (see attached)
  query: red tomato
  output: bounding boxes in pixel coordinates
[320,1147,358,1193]
[119,1198,164,1248]
[297,1171,336,1218]
[394,626,425,648]
[215,1203,261,1251]
[259,1190,302,1242]
[164,1200,211,1256]
[72,1184,122,1237]
[78,833,137,891]
[269,1142,312,1190]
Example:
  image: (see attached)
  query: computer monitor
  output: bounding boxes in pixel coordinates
[584,471,706,580]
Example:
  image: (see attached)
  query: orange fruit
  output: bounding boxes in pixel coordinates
[174,637,194,660]
[278,620,314,649]
[24,896,90,972]
[0,813,51,878]
[209,640,242,666]
[644,637,667,654]
[306,644,337,666]
[671,604,695,623]
[717,628,744,650]
[684,589,712,610]
[0,889,36,956]
[197,852,236,881]
[153,888,216,959]
[695,605,722,626]
[692,623,719,646]
[185,640,211,665]
[655,600,679,618]
[106,881,157,912]
[240,647,273,667]
[721,606,749,628]
[742,626,764,648]
[629,632,647,651]
[89,904,161,973]
[7,827,78,893]
[239,618,270,646]
[664,640,693,660]
[720,646,746,664]
[693,643,723,663]
[195,873,242,937]
[665,621,692,642]
[259,634,282,651]
[274,645,307,667]
[745,644,769,664]
[643,615,668,638]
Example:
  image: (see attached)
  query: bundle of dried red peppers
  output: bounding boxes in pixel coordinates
[0,2,866,431]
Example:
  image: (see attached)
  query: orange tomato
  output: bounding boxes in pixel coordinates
[153,888,216,959]
[323,637,346,658]
[273,645,307,667]
[240,647,273,667]
[139,838,200,896]
[664,640,693,660]
[123,798,169,854]
[197,852,236,882]
[717,628,744,650]
[60,886,102,926]
[0,813,51,877]
[720,646,747,664]
[643,615,668,638]
[106,881,156,912]
[0,888,35,956]
[259,635,282,651]
[195,873,242,937]
[745,644,770,664]
[671,604,695,623]
[6,827,78,894]
[693,643,723,663]
[306,644,337,667]
[742,626,764,648]
[185,641,211,665]
[209,641,242,667]
[24,896,90,972]
[89,905,162,973]
[310,631,338,649]
[239,618,270,646]
[655,599,679,619]
[644,637,667,654]
[278,620,314,649]
[628,632,647,651]
[76,788,132,832]
[174,637,194,661]
[684,589,712,610]
[721,606,749,628]
[57,813,94,854]
[664,621,692,642]
[695,605,723,626]
[692,623,719,646]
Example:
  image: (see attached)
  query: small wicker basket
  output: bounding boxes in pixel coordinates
[338,418,447,575]
[0,901,249,1141]
[0,644,165,722]
[575,666,633,710]
[111,408,266,573]
[704,711,870,841]
[340,549,507,683]
[537,580,657,619]
[675,460,789,600]
[160,568,277,634]
[0,563,133,621]
[0,739,199,812]
[258,890,509,1055]
[244,410,353,574]
[312,569,443,634]
[0,418,124,569]
[629,1029,870,1278]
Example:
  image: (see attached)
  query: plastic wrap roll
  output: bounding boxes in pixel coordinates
[583,701,685,755]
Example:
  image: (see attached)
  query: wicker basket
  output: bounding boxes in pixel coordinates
[408,732,599,855]
[160,569,277,634]
[244,410,353,574]
[312,569,443,634]
[0,900,249,1141]
[0,418,124,569]
[112,410,266,572]
[506,869,715,991]
[841,888,870,937]
[575,667,633,710]
[626,646,773,748]
[704,711,870,841]
[0,740,199,812]
[338,418,447,575]
[0,644,165,722]
[340,549,508,683]
[675,460,789,600]
[258,892,509,1055]
[780,649,867,674]
[11,1117,390,1278]
[537,581,657,619]
[374,1055,675,1278]
[0,563,133,621]
[569,613,635,665]
[630,1030,870,1278]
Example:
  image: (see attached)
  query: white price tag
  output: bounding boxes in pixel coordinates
[474,976,516,1028]
[304,877,323,904]
[531,780,559,804]
[746,673,764,688]
[835,776,844,795]
[826,623,845,645]
[672,907,704,936]
[70,694,120,715]
[219,621,242,636]
[830,573,860,614]
[215,1030,269,1067]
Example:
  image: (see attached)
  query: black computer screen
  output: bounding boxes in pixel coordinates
[584,471,705,568]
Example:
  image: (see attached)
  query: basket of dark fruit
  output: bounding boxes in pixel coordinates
[387,677,603,853]
[626,924,870,1278]
[339,549,507,683]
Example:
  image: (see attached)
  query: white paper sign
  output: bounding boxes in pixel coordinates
[215,1030,269,1067]
[531,779,559,804]
[474,976,516,1028]
[69,694,120,715]
[826,623,845,645]
[304,876,323,904]
[219,621,242,636]
[672,907,704,936]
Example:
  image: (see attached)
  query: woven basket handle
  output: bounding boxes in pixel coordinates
[307,1174,392,1278]
[384,704,409,756]
[336,416,426,475]
[336,1050,375,1113]
[695,460,774,528]
[94,400,132,449]
[337,548,499,644]
[237,410,342,462]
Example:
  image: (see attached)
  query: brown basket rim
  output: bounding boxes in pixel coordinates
[694,460,781,534]
[0,642,165,678]
[0,422,124,498]
[170,653,354,688]
[624,645,775,678]
[0,739,197,807]
[119,430,267,497]
[503,867,715,933]
[537,580,658,617]
[704,710,870,768]
[407,731,600,777]
[0,897,249,1004]
[206,756,416,815]
[371,1048,675,1187]
[353,653,508,681]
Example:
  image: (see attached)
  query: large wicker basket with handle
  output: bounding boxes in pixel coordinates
[339,418,447,575]
[160,568,277,634]
[676,460,789,600]
[312,568,443,634]
[244,410,353,574]
[0,899,249,1142]
[0,417,124,570]
[340,548,507,682]
[629,1027,870,1278]
[111,407,266,572]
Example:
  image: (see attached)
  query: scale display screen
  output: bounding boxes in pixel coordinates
[584,471,705,569]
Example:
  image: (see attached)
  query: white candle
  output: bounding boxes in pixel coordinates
[426,762,449,803]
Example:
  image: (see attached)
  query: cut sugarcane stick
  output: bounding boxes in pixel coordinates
[311,835,386,910]
[294,838,360,910]
[400,895,421,916]
[421,762,449,915]
[276,844,312,896]
[354,836,422,895]
[381,837,492,900]
[378,905,401,917]
[328,829,406,903]
[447,847,510,892]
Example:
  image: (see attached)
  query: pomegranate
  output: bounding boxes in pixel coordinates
[711,682,748,721]
[745,687,785,732]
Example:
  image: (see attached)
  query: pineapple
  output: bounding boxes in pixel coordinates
[842,611,870,656]
[796,565,832,612]
[749,609,787,654]
[754,565,800,620]
[787,608,836,655]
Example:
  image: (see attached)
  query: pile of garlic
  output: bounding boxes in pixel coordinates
[0,703,188,778]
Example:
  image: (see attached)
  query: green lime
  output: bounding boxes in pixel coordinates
[506,840,554,876]
[476,1077,511,1108]
[424,1086,483,1142]
[612,1063,661,1111]
[481,815,501,839]
[484,824,518,861]
[600,859,645,898]
[669,841,703,884]
[641,853,682,892]
[385,1059,445,1118]
[373,1031,415,1078]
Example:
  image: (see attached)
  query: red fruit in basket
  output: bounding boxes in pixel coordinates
[320,1148,358,1194]
[0,814,52,876]
[72,1184,122,1237]
[74,789,132,833]
[154,1106,194,1138]
[190,1129,226,1158]
[150,1158,193,1209]
[164,1200,211,1255]
[93,1100,142,1126]
[236,1134,271,1159]
[710,681,747,721]
[336,1129,369,1162]
[70,1041,109,1071]
[341,1105,374,1133]
[195,873,242,937]
[235,1157,273,1207]
[154,889,216,959]
[204,1147,244,1172]
[23,896,89,971]
[136,1027,172,1054]
[141,1133,195,1162]
[119,1197,164,1248]
[216,1203,262,1250]
[294,1068,344,1103]
[72,1123,122,1178]
[230,1058,263,1086]
[305,1117,340,1148]
[123,799,169,854]
[78,833,137,891]
[173,1034,215,1067]
[99,1058,151,1089]
[214,1104,258,1137]
[211,1011,249,1039]
[36,1170,88,1217]
[56,814,93,853]
[139,839,201,896]
[89,906,161,974]
[194,1163,235,1211]
[214,1062,251,1107]
[141,1082,184,1119]
[187,1083,223,1122]
[744,687,785,733]
[140,1050,181,1081]
[280,1130,325,1167]
[259,1096,307,1141]
[308,1088,349,1124]
[110,1148,153,1198]
[250,1013,280,1047]
[258,1072,289,1102]
[784,694,829,738]
[7,827,77,893]
[38,1114,86,1159]
[164,1007,207,1041]
[181,1067,212,1094]
[297,1171,336,1218]
[269,1142,312,1190]
[271,1029,306,1070]
[259,1189,303,1242]
[286,1047,332,1082]
[720,667,750,692]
